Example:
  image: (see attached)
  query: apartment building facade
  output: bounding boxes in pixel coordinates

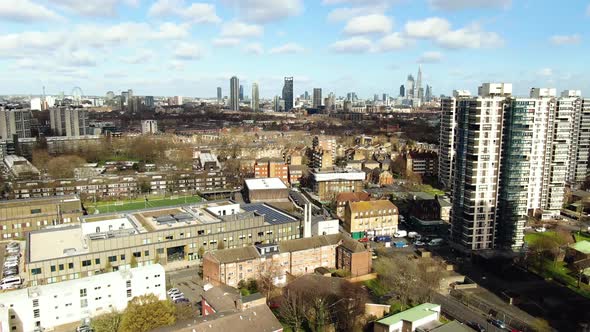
[344,200,399,239]
[0,108,32,140]
[0,265,165,332]
[49,107,89,137]
[310,170,365,202]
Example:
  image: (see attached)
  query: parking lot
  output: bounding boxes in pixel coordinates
[167,267,205,305]
[1,241,24,291]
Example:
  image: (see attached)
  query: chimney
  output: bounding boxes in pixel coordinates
[303,203,312,238]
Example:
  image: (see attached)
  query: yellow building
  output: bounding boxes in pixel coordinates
[344,200,399,239]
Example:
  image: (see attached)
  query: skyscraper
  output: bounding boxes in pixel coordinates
[304,91,309,101]
[439,90,470,190]
[217,87,222,103]
[414,65,422,101]
[239,85,244,101]
[313,88,322,108]
[274,96,281,112]
[282,77,293,111]
[566,92,590,189]
[405,75,415,99]
[251,83,259,112]
[399,85,405,97]
[230,76,239,111]
[425,85,432,102]
[0,108,32,139]
[50,107,89,137]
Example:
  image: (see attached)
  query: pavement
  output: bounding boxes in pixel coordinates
[167,266,204,305]
[433,293,508,332]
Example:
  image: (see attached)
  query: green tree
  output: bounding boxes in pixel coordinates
[130,256,138,268]
[197,246,205,259]
[153,254,161,265]
[217,241,225,250]
[531,318,552,332]
[90,311,122,332]
[104,261,113,273]
[119,294,176,332]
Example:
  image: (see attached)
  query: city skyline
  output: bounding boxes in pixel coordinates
[1,1,589,97]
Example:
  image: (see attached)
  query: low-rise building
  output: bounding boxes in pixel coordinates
[3,155,39,179]
[203,233,372,287]
[254,158,289,184]
[373,303,441,332]
[24,201,302,286]
[0,195,83,240]
[344,200,399,239]
[0,264,165,332]
[335,192,371,218]
[405,151,437,176]
[310,170,365,202]
[244,178,289,202]
[288,165,305,185]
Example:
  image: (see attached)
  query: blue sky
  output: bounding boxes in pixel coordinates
[1,0,589,98]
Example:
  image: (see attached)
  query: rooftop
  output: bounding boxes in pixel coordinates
[28,226,87,262]
[207,246,261,264]
[349,200,398,213]
[376,303,440,326]
[311,170,366,182]
[570,240,590,255]
[242,203,298,225]
[245,177,288,191]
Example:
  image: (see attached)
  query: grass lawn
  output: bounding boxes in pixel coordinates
[574,231,590,243]
[415,184,445,196]
[364,278,388,297]
[529,258,590,299]
[86,195,202,214]
[524,231,559,245]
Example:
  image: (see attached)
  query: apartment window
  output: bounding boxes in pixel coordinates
[133,252,141,258]
[32,299,39,307]
[108,256,116,262]
[33,309,40,318]
[120,254,126,260]
[126,280,131,288]
[68,263,74,269]
[30,208,41,214]
[95,258,100,265]
[50,265,56,272]
[81,299,88,308]
[82,260,91,267]
[165,235,173,240]
[59,264,64,271]
[144,250,149,257]
[126,289,132,298]
[157,248,164,254]
[31,268,42,275]
[80,288,87,297]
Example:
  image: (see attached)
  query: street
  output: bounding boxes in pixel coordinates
[433,293,511,332]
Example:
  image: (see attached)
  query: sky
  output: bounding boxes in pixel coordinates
[1,0,589,99]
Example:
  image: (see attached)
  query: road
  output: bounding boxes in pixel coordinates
[433,293,512,332]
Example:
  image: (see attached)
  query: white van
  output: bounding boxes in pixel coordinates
[0,276,22,289]
[394,230,408,238]
[428,238,444,246]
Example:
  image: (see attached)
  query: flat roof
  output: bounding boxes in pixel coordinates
[311,171,365,182]
[242,203,298,225]
[376,303,440,326]
[570,240,590,254]
[28,226,87,262]
[245,177,288,190]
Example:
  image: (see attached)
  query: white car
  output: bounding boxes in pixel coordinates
[167,288,180,296]
[535,227,547,233]
[170,293,185,300]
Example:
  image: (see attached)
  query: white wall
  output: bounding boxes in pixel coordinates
[312,219,339,236]
[0,264,165,332]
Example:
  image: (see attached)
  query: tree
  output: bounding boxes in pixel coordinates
[90,311,122,332]
[531,318,552,332]
[130,256,138,268]
[119,294,176,332]
[174,303,195,321]
[279,290,307,331]
[257,259,283,298]
[197,246,205,259]
[104,261,113,273]
[46,155,86,178]
[153,254,161,265]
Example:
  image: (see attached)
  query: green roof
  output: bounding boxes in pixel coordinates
[570,240,590,254]
[376,303,440,326]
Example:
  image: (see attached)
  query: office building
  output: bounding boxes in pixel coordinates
[405,75,415,99]
[239,85,244,101]
[144,96,155,108]
[0,108,32,140]
[0,265,165,332]
[399,85,405,97]
[141,119,158,134]
[282,77,294,111]
[425,85,432,102]
[24,200,302,285]
[230,76,239,111]
[251,83,259,112]
[49,107,89,137]
[405,151,437,176]
[273,95,281,112]
[414,65,423,101]
[216,87,222,103]
[312,88,322,108]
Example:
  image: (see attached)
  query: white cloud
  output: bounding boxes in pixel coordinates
[148,0,221,23]
[220,21,264,38]
[327,5,387,22]
[121,50,155,64]
[64,50,97,67]
[429,0,511,11]
[587,3,590,16]
[244,43,264,55]
[269,43,305,54]
[213,38,241,47]
[0,0,62,22]
[549,34,581,45]
[48,0,139,17]
[537,68,553,77]
[417,51,443,63]
[329,37,372,53]
[375,32,411,51]
[174,42,204,60]
[221,0,303,23]
[0,31,63,55]
[405,17,450,39]
[436,24,504,49]
[344,14,393,35]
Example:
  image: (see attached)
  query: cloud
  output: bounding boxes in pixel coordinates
[428,0,511,11]
[344,14,393,35]
[329,37,372,53]
[327,5,388,22]
[48,0,139,17]
[435,24,504,49]
[537,68,553,77]
[64,50,97,67]
[213,38,241,47]
[121,50,155,64]
[244,43,264,55]
[0,0,63,22]
[221,0,303,23]
[148,0,221,23]
[269,43,305,54]
[417,51,443,63]
[405,17,450,39]
[220,21,263,38]
[549,34,581,45]
[174,42,204,60]
[375,32,411,51]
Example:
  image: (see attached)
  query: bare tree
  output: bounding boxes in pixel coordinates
[257,259,283,299]
[278,290,306,332]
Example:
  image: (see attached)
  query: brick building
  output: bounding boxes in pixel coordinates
[344,200,399,239]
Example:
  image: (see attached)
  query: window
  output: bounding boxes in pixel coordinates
[59,264,64,271]
[32,299,39,307]
[30,208,41,214]
[108,256,116,262]
[157,248,164,254]
[165,235,173,240]
[50,265,56,272]
[80,288,87,297]
[126,289,132,298]
[82,260,91,267]
[144,250,149,257]
[81,299,88,308]
[133,252,141,258]
[33,309,40,318]
[95,258,100,265]
[120,254,126,260]
[31,268,42,275]
[126,280,131,288]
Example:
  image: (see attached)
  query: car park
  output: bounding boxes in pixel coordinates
[466,322,485,331]
[488,319,506,329]
[0,276,22,290]
[170,293,185,300]
[167,288,180,296]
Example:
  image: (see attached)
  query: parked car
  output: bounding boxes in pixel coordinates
[488,319,506,329]
[466,322,486,332]
[358,237,370,243]
[374,235,392,243]
[414,240,426,247]
[428,238,444,246]
[170,293,185,301]
[0,276,22,290]
[535,227,546,233]
[394,230,408,238]
[76,324,93,332]
[394,241,408,248]
[408,232,420,239]
[174,298,190,304]
[167,288,180,296]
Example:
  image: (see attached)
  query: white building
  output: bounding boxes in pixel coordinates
[0,264,165,332]
[141,119,158,134]
[439,90,471,190]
